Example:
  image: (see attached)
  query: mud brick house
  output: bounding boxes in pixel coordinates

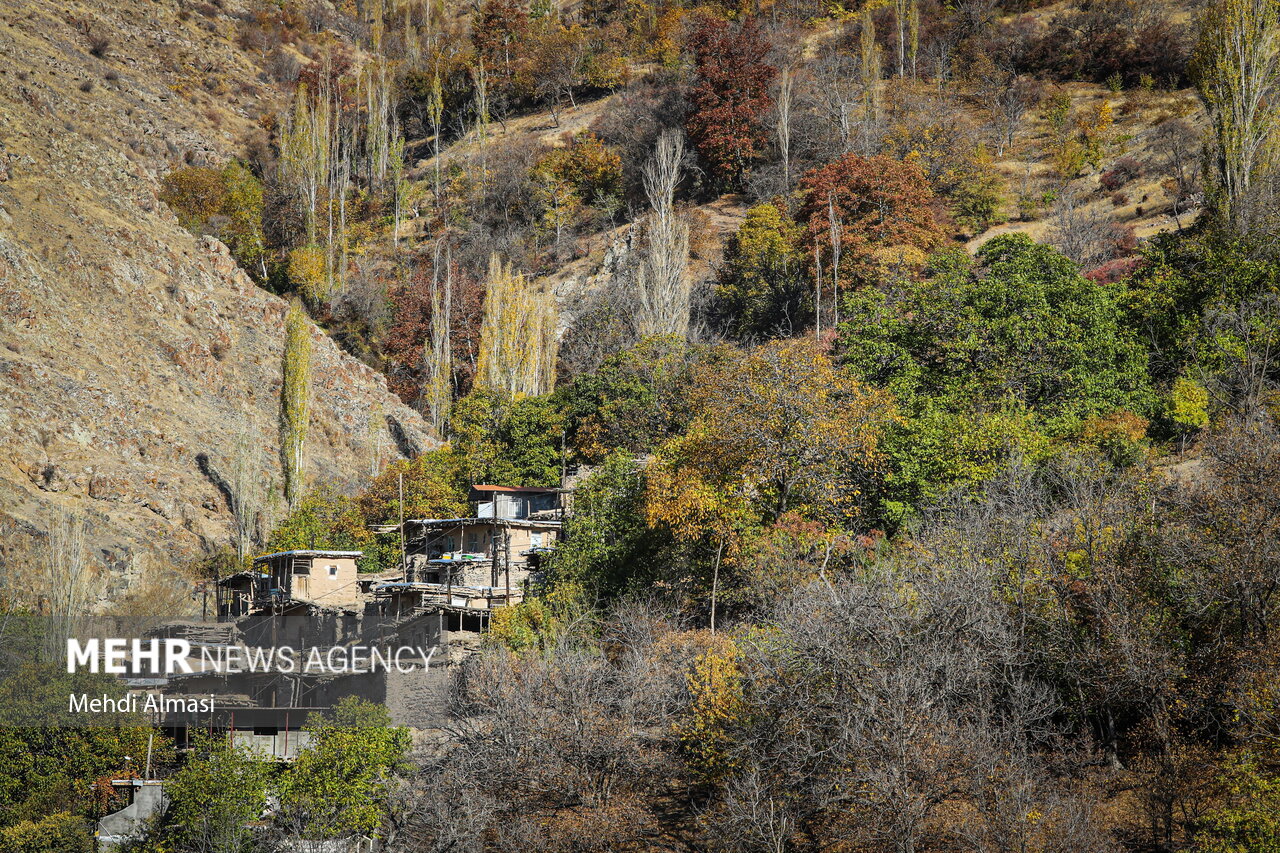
[215,550,364,621]
[384,485,565,621]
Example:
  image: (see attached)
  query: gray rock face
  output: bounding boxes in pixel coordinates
[0,0,433,608]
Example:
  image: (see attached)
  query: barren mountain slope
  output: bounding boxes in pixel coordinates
[0,0,431,606]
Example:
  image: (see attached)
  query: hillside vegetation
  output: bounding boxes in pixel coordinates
[4,0,1280,850]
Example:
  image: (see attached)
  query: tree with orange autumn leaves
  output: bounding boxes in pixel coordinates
[645,338,897,547]
[797,153,944,301]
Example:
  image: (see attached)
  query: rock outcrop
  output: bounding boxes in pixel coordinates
[0,0,432,605]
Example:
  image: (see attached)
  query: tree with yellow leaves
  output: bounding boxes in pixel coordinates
[281,301,313,509]
[422,243,454,438]
[674,635,748,784]
[475,254,559,401]
[279,85,332,247]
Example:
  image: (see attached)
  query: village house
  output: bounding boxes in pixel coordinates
[216,550,364,618]
[378,485,565,623]
[124,483,572,764]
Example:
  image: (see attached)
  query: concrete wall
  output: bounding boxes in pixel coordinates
[231,728,314,760]
[97,783,167,849]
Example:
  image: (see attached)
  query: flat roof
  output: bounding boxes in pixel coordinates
[404,517,563,529]
[217,570,270,585]
[470,485,558,493]
[252,550,363,564]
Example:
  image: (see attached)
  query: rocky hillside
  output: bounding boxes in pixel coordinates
[0,0,431,607]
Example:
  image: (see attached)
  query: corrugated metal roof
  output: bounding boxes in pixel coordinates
[470,485,558,493]
[403,517,563,528]
[252,550,363,564]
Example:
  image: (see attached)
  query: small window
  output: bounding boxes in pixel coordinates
[530,533,543,548]
[328,565,338,578]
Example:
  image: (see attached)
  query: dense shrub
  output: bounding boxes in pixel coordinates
[159,161,265,279]
[1100,156,1144,191]
[1016,2,1190,86]
[0,813,91,853]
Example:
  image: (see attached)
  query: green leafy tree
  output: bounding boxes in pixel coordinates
[159,162,265,279]
[544,452,675,600]
[1122,236,1280,415]
[161,733,269,853]
[355,449,469,526]
[277,698,409,842]
[1195,752,1280,853]
[1170,374,1211,443]
[840,234,1151,511]
[0,626,167,827]
[879,402,1052,515]
[0,714,160,828]
[1192,0,1280,235]
[265,487,381,568]
[716,203,808,338]
[450,389,566,487]
[841,235,1153,434]
[950,152,1007,235]
[0,813,91,853]
[561,336,707,463]
[1121,236,1229,385]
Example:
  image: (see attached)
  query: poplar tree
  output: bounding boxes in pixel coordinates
[859,8,883,156]
[280,85,332,247]
[893,0,910,78]
[228,417,264,562]
[776,68,795,194]
[473,60,492,205]
[423,244,454,436]
[364,63,396,193]
[476,255,558,400]
[907,1,920,80]
[281,302,313,509]
[362,62,406,246]
[335,123,353,295]
[427,69,445,208]
[637,130,691,339]
[1194,0,1280,233]
[41,511,89,661]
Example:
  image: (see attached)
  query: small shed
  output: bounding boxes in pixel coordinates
[470,485,563,520]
